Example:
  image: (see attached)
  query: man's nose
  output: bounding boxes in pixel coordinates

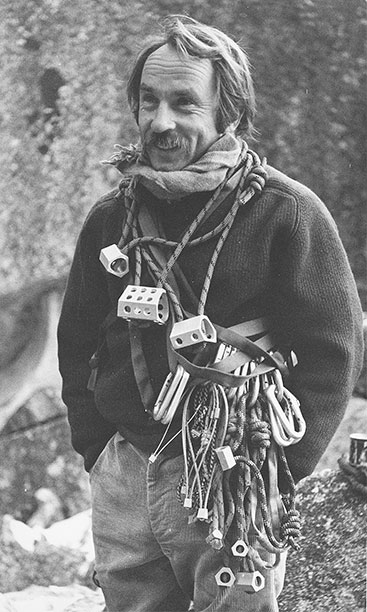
[150,102,176,133]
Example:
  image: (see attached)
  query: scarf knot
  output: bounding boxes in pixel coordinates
[102,134,246,201]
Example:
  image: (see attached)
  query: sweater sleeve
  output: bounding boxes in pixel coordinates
[57,200,117,471]
[272,187,364,482]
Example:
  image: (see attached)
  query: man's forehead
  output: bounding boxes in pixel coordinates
[141,44,215,87]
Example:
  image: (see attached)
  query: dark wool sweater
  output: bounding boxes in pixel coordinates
[57,166,363,482]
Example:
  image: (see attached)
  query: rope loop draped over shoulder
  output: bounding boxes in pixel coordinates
[112,146,268,312]
[90,138,308,586]
[244,153,267,194]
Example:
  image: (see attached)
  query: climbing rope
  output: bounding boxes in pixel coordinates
[179,379,302,551]
[114,148,266,322]
[101,143,304,597]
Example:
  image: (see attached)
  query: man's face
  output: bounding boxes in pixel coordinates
[138,44,221,171]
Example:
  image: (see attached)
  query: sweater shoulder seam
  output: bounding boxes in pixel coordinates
[262,182,302,241]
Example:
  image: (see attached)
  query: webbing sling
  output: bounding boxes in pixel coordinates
[128,175,272,410]
[170,324,286,389]
[97,223,283,411]
[87,310,119,391]
[129,201,196,411]
[92,167,278,410]
[128,184,241,411]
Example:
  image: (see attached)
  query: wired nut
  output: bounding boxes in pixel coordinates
[215,446,236,471]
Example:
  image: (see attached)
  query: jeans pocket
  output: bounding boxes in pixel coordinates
[89,433,119,480]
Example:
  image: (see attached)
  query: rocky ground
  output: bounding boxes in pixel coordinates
[1,467,365,612]
[0,585,105,612]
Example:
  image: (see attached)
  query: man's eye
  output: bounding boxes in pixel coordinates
[141,93,156,105]
[176,97,194,107]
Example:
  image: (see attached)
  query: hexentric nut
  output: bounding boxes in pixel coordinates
[99,244,129,278]
[236,571,265,592]
[231,539,249,557]
[215,567,236,587]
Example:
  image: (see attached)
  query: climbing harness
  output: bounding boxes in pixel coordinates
[97,142,305,597]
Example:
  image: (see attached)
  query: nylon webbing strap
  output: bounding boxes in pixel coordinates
[129,322,157,411]
[167,317,286,388]
[212,334,275,374]
[129,203,182,412]
[230,317,269,336]
[137,203,182,297]
[214,324,281,368]
[123,176,279,408]
[173,350,279,388]
[139,202,201,314]
[87,310,121,391]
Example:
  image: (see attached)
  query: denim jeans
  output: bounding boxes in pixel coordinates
[90,433,286,612]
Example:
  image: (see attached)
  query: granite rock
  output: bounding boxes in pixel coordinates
[279,469,366,612]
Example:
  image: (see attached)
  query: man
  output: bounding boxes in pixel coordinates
[57,15,363,612]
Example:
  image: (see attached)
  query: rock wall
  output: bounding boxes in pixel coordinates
[279,470,366,612]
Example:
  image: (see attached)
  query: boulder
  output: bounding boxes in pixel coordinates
[0,390,90,523]
[0,522,94,594]
[0,584,105,612]
[279,469,367,612]
[0,509,93,562]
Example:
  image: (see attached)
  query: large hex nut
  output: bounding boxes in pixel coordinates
[99,244,129,278]
[231,539,249,558]
[236,571,265,592]
[117,285,169,325]
[215,567,236,587]
[170,315,217,349]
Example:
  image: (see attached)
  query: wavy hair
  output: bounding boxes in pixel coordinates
[127,15,256,138]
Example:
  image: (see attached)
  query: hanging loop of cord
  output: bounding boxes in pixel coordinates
[108,147,304,590]
[114,149,267,323]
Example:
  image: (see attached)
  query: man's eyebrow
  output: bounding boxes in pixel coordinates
[139,83,199,101]
[139,83,154,93]
[174,88,199,101]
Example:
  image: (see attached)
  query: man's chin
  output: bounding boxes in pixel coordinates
[148,148,188,172]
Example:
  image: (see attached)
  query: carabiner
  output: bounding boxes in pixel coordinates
[265,384,306,445]
[247,360,260,408]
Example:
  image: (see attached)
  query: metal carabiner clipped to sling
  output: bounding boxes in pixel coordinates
[265,384,306,446]
[153,365,190,424]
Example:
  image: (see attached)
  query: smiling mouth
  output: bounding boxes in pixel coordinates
[154,142,179,151]
[150,135,181,151]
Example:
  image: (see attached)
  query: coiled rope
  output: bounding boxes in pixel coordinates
[184,384,301,553]
[114,149,266,321]
[112,146,302,588]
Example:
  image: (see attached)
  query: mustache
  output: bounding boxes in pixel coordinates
[146,132,185,149]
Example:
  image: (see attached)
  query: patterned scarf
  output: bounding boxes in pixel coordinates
[102,133,245,201]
